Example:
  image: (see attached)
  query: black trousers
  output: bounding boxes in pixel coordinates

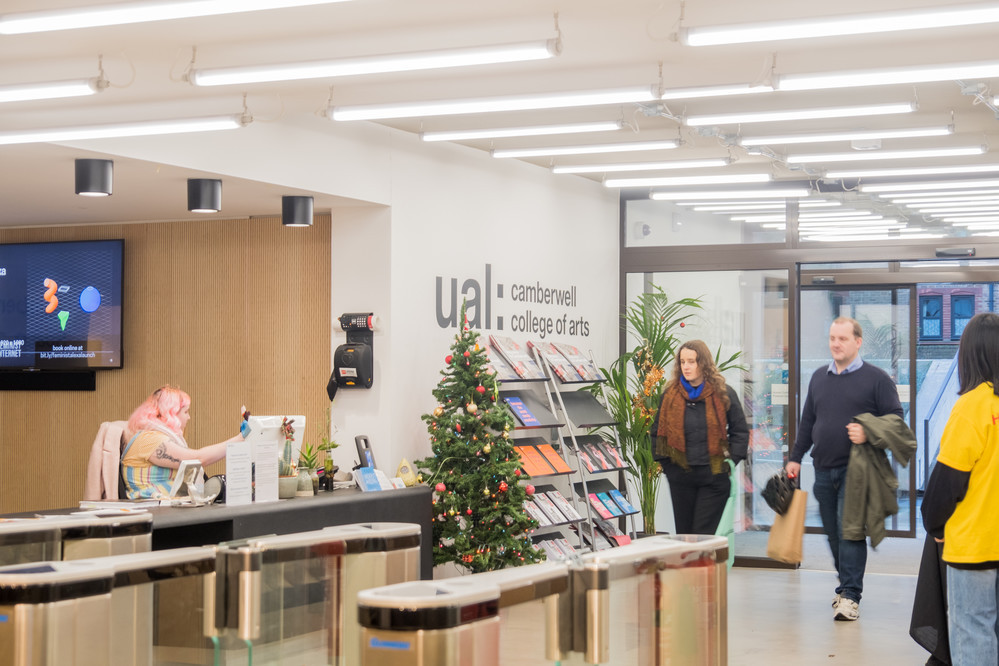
[663,463,731,535]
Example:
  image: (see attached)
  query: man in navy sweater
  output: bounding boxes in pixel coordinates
[786,316,903,622]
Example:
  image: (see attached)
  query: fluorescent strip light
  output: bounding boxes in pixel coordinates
[930,211,999,218]
[606,173,770,188]
[681,4,999,46]
[651,187,812,201]
[944,216,999,223]
[553,158,729,174]
[862,179,999,193]
[661,83,774,100]
[192,39,559,86]
[739,126,953,147]
[493,139,678,159]
[676,199,836,207]
[787,146,985,164]
[0,78,100,103]
[827,164,999,179]
[804,234,943,241]
[800,220,900,228]
[889,195,999,204]
[692,201,840,212]
[420,120,623,142]
[778,61,999,91]
[952,221,999,227]
[685,102,915,127]
[915,205,999,213]
[330,86,658,121]
[0,114,246,145]
[734,213,883,223]
[0,0,353,34]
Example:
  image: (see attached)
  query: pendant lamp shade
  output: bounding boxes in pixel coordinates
[188,178,221,213]
[282,195,313,227]
[75,158,112,196]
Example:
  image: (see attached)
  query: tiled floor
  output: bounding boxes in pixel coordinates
[729,534,931,665]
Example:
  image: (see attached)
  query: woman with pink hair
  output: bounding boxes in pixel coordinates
[121,385,242,499]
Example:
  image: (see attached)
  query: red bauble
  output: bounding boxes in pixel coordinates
[456,423,462,432]
[463,351,470,357]
[435,482,446,492]
[679,322,685,328]
[445,354,453,364]
[498,481,508,492]
[514,469,522,477]
[466,508,473,515]
[476,385,486,393]
[525,485,535,496]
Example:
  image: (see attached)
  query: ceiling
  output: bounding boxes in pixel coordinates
[1,0,997,229]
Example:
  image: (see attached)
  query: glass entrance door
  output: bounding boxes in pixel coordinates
[798,285,917,537]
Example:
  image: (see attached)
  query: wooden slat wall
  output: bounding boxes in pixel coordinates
[0,215,331,513]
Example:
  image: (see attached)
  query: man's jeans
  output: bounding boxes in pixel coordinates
[947,565,999,665]
[812,465,867,603]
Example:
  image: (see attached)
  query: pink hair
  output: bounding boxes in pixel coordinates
[127,385,190,435]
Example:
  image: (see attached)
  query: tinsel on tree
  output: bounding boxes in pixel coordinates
[415,303,544,573]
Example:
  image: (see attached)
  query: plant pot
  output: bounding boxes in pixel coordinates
[278,475,298,499]
[296,468,315,497]
[310,469,319,494]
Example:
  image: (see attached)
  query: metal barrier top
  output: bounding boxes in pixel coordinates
[0,559,116,605]
[357,579,501,632]
[0,512,152,548]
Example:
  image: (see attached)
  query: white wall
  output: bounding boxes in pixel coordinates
[80,112,621,477]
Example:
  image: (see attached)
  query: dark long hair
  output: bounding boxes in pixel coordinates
[667,339,730,408]
[957,312,999,396]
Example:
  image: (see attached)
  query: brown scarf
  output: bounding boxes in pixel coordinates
[654,381,729,474]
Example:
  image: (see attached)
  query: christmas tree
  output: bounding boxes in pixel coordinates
[415,303,544,573]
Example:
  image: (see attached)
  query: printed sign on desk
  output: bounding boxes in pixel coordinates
[225,440,253,505]
[503,396,541,426]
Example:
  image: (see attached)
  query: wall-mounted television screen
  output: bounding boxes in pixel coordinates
[0,239,123,371]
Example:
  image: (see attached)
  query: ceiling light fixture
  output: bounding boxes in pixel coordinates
[651,187,812,201]
[0,114,248,145]
[804,233,943,241]
[887,194,999,203]
[685,102,915,126]
[660,83,774,100]
[605,173,771,188]
[739,126,954,147]
[690,201,840,212]
[191,39,560,86]
[0,0,355,34]
[916,206,999,214]
[282,195,314,227]
[188,178,222,213]
[0,78,103,103]
[330,86,658,121]
[553,158,730,174]
[75,158,112,197]
[826,164,999,179]
[777,61,999,91]
[861,179,999,193]
[420,120,623,142]
[681,4,999,46]
[492,139,678,159]
[787,146,985,164]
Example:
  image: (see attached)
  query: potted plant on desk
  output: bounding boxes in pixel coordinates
[317,408,340,491]
[278,417,300,499]
[298,442,320,495]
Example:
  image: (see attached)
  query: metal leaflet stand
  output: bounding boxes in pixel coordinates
[587,350,639,541]
[531,346,595,553]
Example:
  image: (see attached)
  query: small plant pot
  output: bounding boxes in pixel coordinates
[296,469,315,497]
[278,475,298,499]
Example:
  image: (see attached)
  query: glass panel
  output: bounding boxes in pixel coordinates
[624,198,784,247]
[798,288,913,534]
[626,269,789,559]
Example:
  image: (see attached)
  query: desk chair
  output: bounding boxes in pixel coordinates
[84,421,128,501]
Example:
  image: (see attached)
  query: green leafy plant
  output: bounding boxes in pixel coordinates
[316,407,339,474]
[299,441,319,471]
[588,287,743,535]
[278,417,297,476]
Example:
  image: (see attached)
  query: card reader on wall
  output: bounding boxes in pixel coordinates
[331,312,377,391]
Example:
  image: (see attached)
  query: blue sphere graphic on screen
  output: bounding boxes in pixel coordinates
[80,286,101,313]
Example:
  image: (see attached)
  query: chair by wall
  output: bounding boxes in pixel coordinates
[84,420,128,501]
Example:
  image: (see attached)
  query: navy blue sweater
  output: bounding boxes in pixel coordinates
[790,362,903,469]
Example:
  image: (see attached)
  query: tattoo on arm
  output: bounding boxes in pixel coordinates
[154,443,182,464]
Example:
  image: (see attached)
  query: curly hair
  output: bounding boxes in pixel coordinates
[127,385,191,436]
[667,339,730,409]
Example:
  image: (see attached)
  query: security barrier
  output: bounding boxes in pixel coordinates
[0,513,152,566]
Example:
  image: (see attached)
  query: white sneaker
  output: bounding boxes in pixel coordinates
[834,597,859,621]
[831,594,841,609]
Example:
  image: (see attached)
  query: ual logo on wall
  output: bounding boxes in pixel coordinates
[435,264,590,338]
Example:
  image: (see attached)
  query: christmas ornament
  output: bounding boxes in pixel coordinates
[514,469,522,477]
[483,487,490,496]
[456,423,462,433]
[476,385,486,393]
[466,402,477,414]
[463,351,470,358]
[466,508,473,515]
[483,444,491,454]
[498,481,508,492]
[680,322,685,328]
[445,354,453,364]
[525,485,535,496]
[433,406,444,417]
[435,482,446,493]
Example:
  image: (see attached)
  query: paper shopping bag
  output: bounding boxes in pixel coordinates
[766,488,807,565]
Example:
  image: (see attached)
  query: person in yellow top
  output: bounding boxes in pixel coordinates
[121,385,243,499]
[922,312,999,666]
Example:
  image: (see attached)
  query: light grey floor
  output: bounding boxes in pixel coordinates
[729,534,930,665]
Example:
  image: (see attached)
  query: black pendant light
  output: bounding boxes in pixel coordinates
[75,158,113,197]
[188,178,222,213]
[282,195,313,227]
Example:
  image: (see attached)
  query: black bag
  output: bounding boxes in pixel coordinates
[762,470,796,516]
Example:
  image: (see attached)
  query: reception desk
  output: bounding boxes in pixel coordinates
[6,486,434,579]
